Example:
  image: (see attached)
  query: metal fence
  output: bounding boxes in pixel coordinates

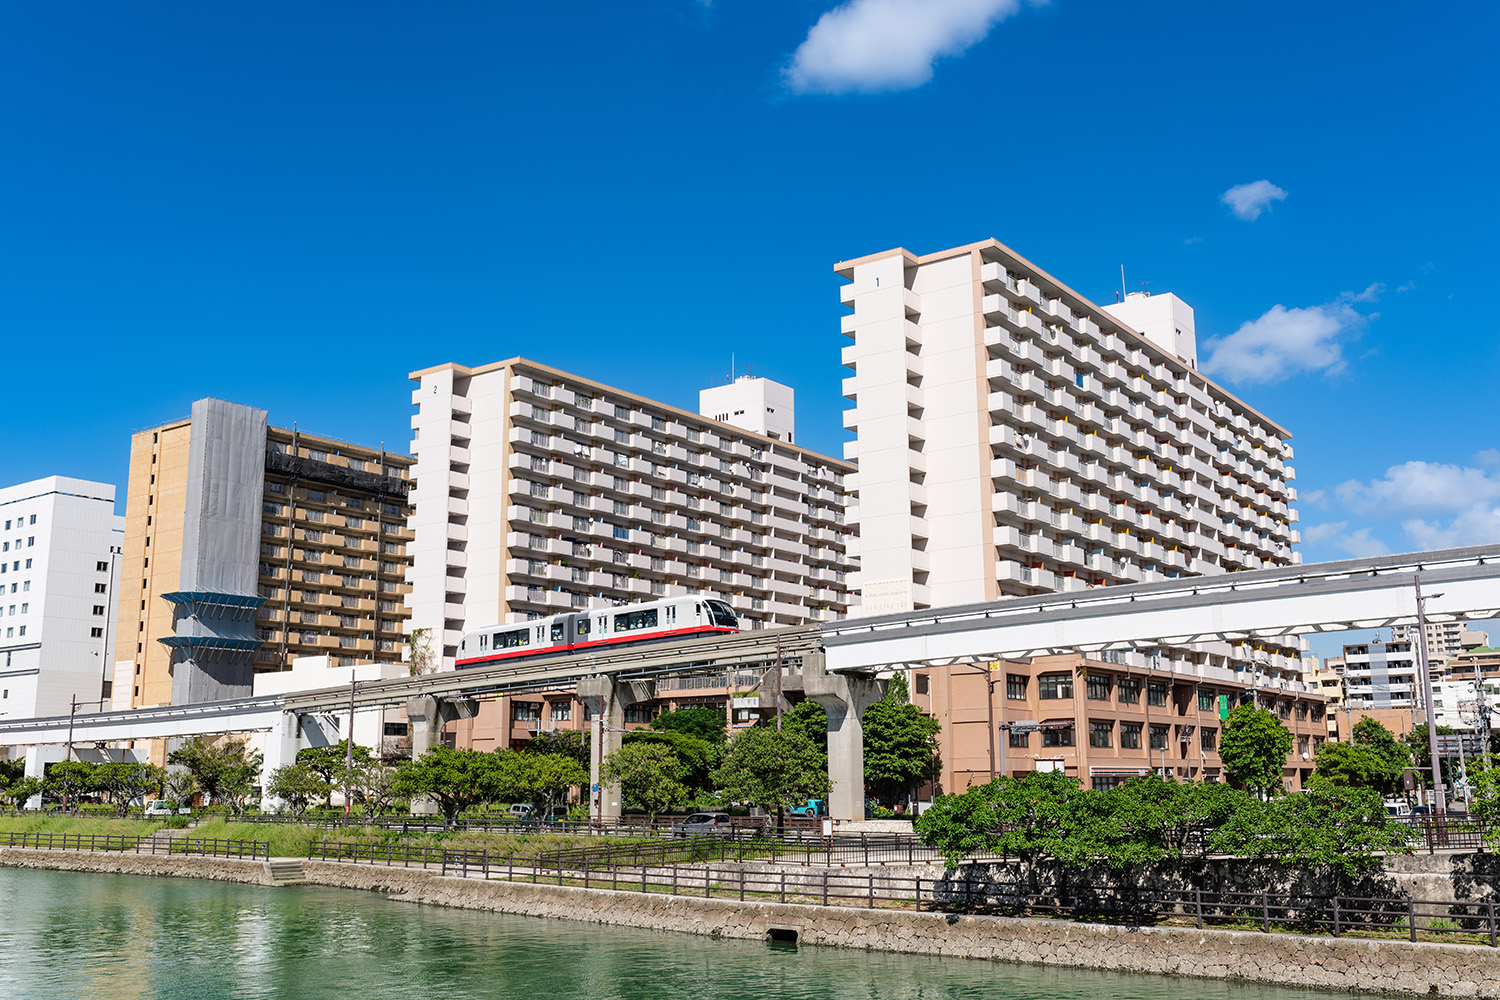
[1401,816,1492,853]
[536,833,943,870]
[0,831,269,860]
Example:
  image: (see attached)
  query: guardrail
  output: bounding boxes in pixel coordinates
[0,832,269,860]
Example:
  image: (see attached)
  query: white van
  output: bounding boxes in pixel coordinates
[1383,799,1411,818]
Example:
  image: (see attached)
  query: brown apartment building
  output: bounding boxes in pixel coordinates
[115,398,413,711]
[913,656,1328,794]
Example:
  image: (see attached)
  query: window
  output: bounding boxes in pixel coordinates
[1120,722,1142,749]
[550,701,572,722]
[1198,688,1215,712]
[92,605,105,615]
[94,583,107,593]
[1147,682,1167,707]
[1038,673,1073,699]
[1200,727,1218,752]
[914,673,930,695]
[1008,730,1029,748]
[614,608,659,632]
[1089,720,1113,748]
[492,628,530,649]
[512,702,542,722]
[1149,725,1170,751]
[1086,674,1111,701]
[96,561,109,572]
[1117,678,1140,704]
[1042,726,1074,747]
[1006,674,1027,700]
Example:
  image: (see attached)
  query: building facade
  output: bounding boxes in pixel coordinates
[1392,622,1488,664]
[0,477,124,723]
[115,399,413,710]
[406,358,854,751]
[913,659,1328,793]
[406,358,854,668]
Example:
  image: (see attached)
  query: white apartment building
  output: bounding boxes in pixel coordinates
[407,358,854,668]
[0,477,124,722]
[1342,639,1420,711]
[1430,676,1499,731]
[838,239,1303,681]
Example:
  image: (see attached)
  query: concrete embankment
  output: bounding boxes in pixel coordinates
[4,848,1499,998]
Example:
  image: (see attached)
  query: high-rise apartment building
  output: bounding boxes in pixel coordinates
[700,375,797,443]
[837,239,1309,792]
[116,399,413,709]
[406,358,854,671]
[1392,622,1487,663]
[0,477,123,722]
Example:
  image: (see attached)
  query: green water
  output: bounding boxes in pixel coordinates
[0,868,1354,1000]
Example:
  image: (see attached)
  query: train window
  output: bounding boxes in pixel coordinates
[576,617,591,636]
[477,635,487,650]
[613,609,659,633]
[536,625,545,642]
[550,622,566,642]
[494,629,530,649]
[705,601,738,627]
[665,605,676,625]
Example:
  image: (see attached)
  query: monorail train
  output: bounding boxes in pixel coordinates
[455,594,741,669]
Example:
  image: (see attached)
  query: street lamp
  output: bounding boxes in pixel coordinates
[1414,575,1447,815]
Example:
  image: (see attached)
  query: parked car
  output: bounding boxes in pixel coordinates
[145,800,191,817]
[507,804,569,822]
[789,799,825,817]
[670,813,733,838]
[1383,799,1412,818]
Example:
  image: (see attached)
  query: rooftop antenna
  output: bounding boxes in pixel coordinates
[1120,265,1127,301]
[1140,280,1152,297]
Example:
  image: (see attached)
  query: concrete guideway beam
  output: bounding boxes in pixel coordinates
[802,653,884,822]
[578,676,655,823]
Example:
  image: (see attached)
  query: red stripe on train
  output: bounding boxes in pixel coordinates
[454,624,739,668]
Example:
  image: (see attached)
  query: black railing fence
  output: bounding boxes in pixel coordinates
[0,831,269,860]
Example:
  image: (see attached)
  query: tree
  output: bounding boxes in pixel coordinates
[1211,783,1413,888]
[298,741,374,807]
[1404,723,1461,791]
[0,758,24,787]
[2,777,44,810]
[338,760,399,818]
[861,683,940,806]
[166,738,263,816]
[46,760,98,807]
[94,763,165,817]
[622,728,715,793]
[1311,741,1397,791]
[1060,775,1251,869]
[1219,705,1292,796]
[712,726,829,823]
[649,706,728,745]
[265,763,331,818]
[781,700,829,754]
[914,771,1080,870]
[164,769,198,807]
[497,751,588,817]
[521,729,589,767]
[406,626,436,677]
[602,743,688,821]
[1351,717,1411,794]
[391,746,503,826]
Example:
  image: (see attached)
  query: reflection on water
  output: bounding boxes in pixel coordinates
[0,868,1353,1000]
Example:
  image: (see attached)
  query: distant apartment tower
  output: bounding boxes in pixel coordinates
[838,239,1302,681]
[407,358,854,669]
[116,399,413,708]
[1341,639,1420,712]
[700,375,796,443]
[0,477,123,721]
[1392,621,1487,663]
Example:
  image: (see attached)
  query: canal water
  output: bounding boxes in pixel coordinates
[0,867,1355,1000]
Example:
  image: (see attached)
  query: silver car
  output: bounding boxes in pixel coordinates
[670,812,733,837]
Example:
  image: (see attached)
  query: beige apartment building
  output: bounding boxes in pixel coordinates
[408,359,855,750]
[115,399,413,711]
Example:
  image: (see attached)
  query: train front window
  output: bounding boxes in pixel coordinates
[705,601,738,627]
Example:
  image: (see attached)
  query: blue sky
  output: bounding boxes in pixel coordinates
[3,2,1496,650]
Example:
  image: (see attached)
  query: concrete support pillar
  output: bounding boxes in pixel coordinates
[804,652,884,823]
[577,676,655,824]
[22,746,59,810]
[405,694,479,815]
[259,711,307,814]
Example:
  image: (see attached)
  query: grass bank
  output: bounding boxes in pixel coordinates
[0,815,164,838]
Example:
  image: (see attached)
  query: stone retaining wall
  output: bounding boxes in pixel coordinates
[6,849,1500,997]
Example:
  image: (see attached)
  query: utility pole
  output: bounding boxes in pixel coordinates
[345,673,357,817]
[1415,575,1446,814]
[65,695,80,762]
[773,635,783,732]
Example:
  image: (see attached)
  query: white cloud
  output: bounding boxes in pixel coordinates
[1221,180,1287,221]
[1335,458,1500,516]
[1301,521,1391,558]
[1348,282,1384,303]
[786,0,1029,95]
[1201,301,1364,383]
[1330,453,1500,552]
